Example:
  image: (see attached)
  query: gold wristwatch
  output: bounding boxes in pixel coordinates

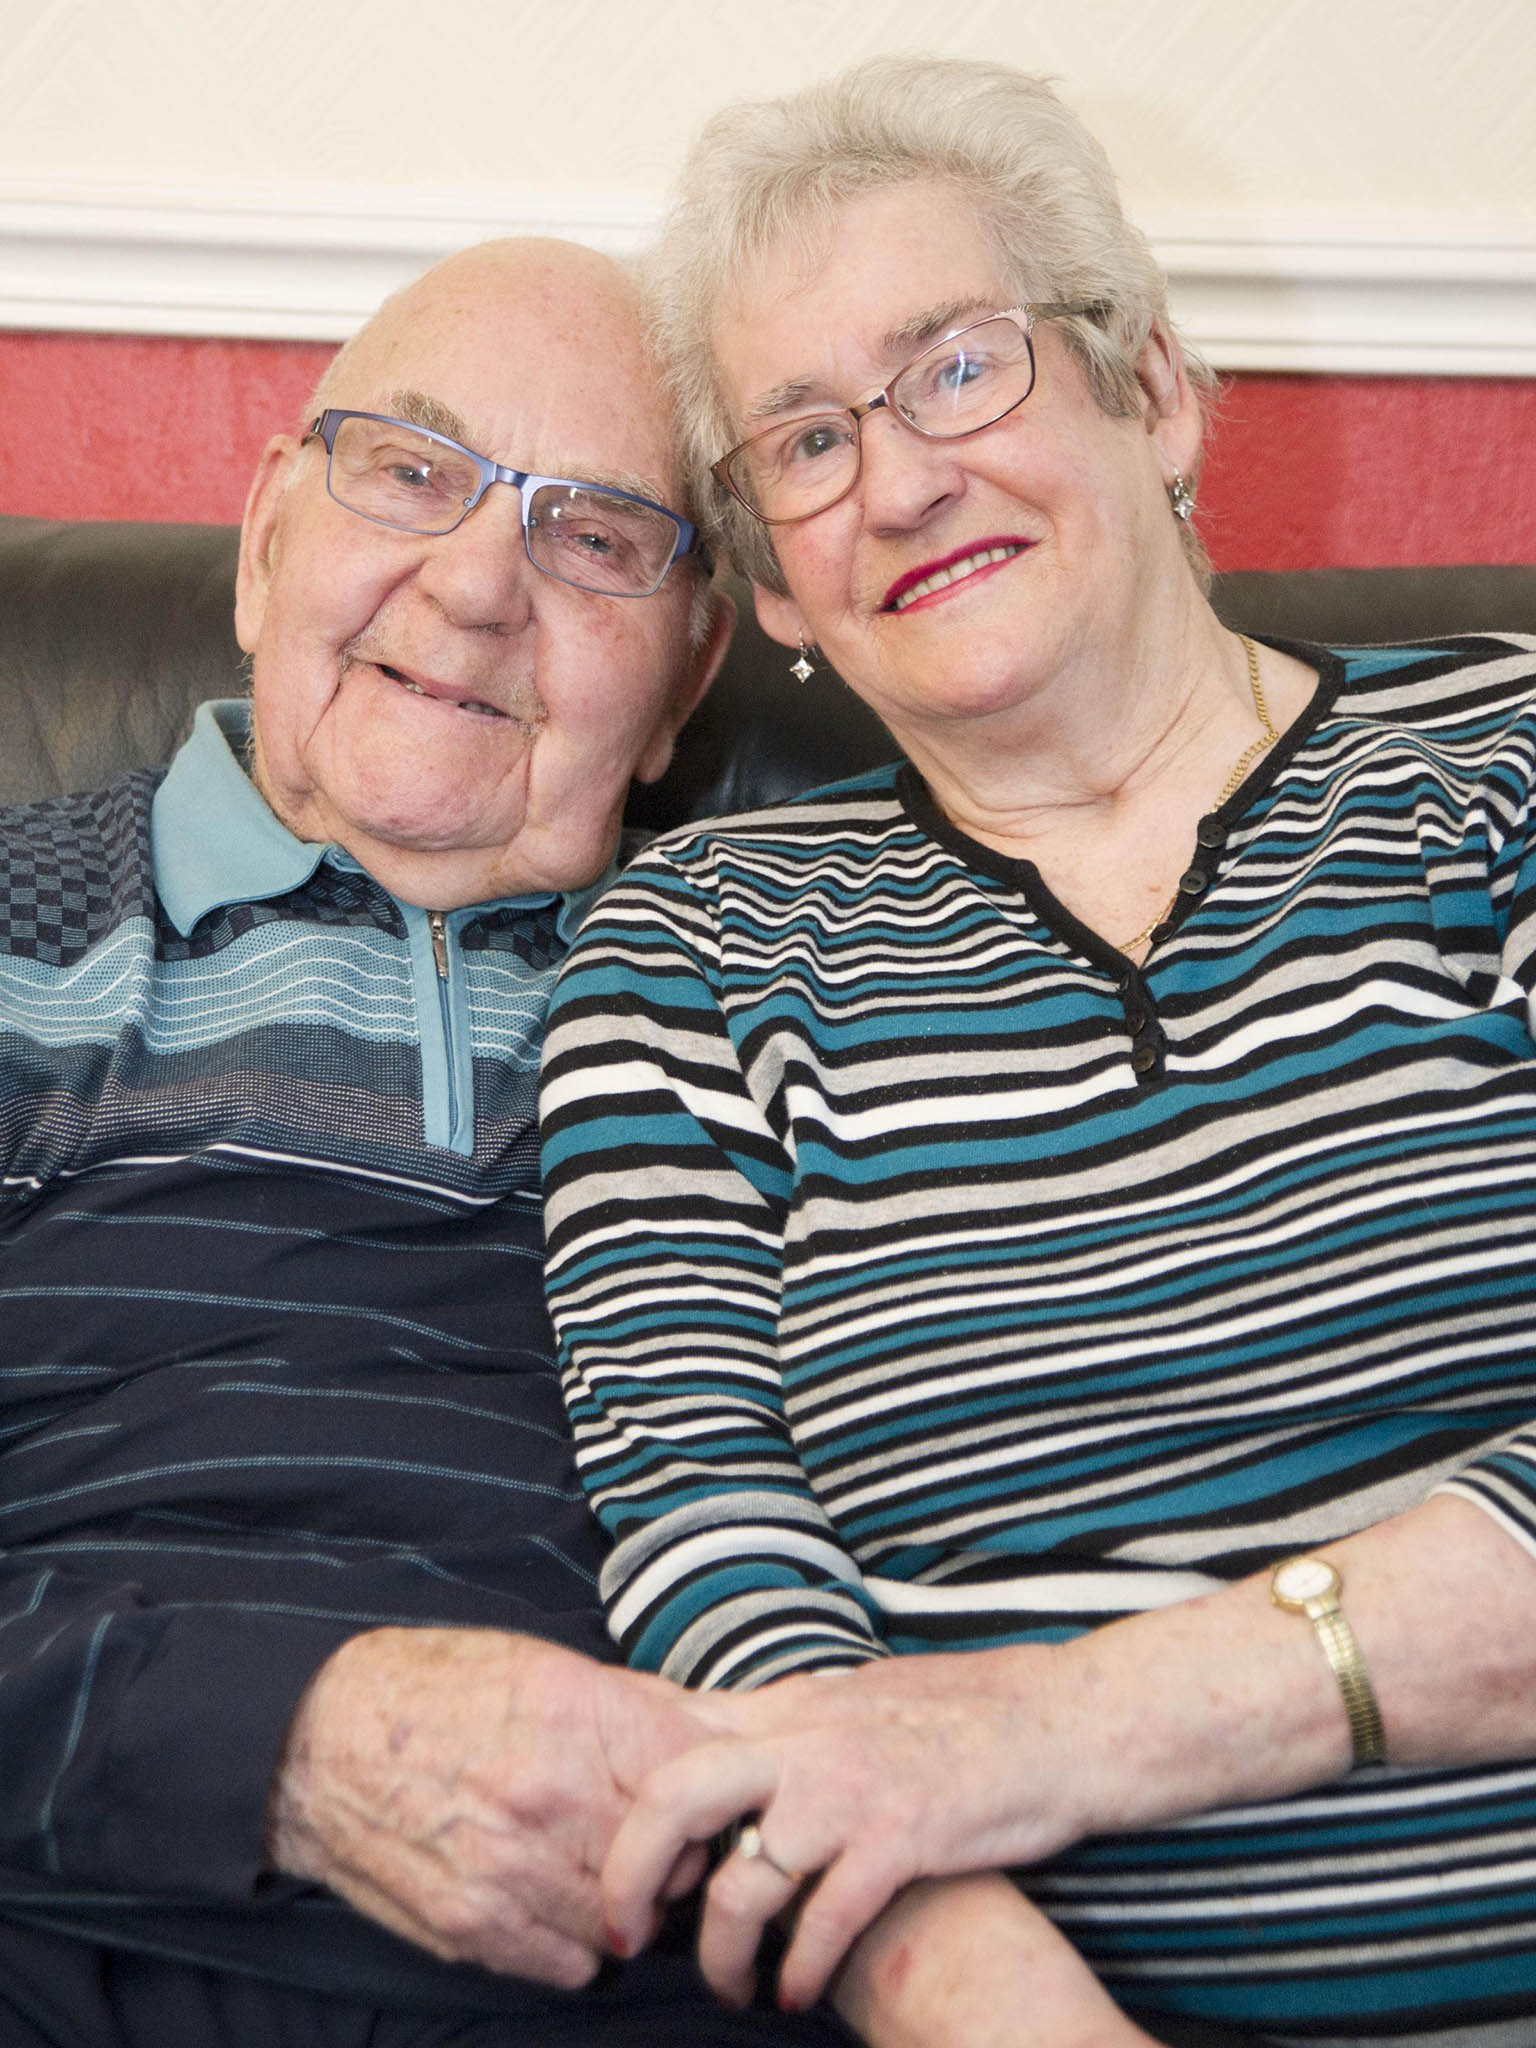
[1269,1555,1386,1768]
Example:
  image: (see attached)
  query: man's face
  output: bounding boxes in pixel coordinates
[234,242,725,908]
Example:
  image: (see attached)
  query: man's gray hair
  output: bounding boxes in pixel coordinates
[646,54,1218,592]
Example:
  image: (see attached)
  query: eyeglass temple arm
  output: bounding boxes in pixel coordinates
[1025,299,1112,323]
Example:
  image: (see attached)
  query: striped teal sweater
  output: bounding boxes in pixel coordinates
[542,635,1536,2040]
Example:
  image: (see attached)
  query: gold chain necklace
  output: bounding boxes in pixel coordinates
[1118,635,1278,954]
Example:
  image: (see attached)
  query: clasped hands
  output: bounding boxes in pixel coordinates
[269,1626,1116,2024]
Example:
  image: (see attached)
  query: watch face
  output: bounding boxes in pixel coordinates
[1274,1556,1338,1603]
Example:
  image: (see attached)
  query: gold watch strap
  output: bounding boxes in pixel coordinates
[1310,1605,1386,1767]
[1272,1556,1387,1769]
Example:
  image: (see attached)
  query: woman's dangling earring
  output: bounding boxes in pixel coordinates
[1168,471,1196,522]
[790,635,816,684]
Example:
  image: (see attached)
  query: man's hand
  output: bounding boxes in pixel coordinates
[836,1874,1160,2048]
[267,1627,710,1986]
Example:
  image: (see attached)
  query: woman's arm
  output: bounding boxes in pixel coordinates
[541,852,887,1685]
[833,1875,1160,2048]
[605,1489,1536,2007]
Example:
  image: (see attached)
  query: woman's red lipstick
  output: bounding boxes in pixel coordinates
[881,537,1033,613]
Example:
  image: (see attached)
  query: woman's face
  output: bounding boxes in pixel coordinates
[712,181,1203,753]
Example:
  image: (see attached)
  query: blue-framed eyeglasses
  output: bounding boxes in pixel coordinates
[305,409,701,599]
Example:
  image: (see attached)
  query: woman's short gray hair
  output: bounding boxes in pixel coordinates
[646,54,1217,591]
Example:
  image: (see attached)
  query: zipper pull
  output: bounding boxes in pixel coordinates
[428,909,449,980]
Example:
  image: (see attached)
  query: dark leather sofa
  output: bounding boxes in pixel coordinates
[3,512,1536,821]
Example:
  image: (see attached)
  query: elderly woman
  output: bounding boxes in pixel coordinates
[539,55,1536,2048]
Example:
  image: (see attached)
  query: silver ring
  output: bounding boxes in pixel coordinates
[735,1821,806,1886]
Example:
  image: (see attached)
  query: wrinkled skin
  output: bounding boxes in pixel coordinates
[269,1628,712,1986]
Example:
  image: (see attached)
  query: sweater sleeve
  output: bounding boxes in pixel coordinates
[541,851,887,1688]
[0,1549,355,1900]
[1434,730,1536,1552]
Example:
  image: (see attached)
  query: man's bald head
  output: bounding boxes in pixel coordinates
[233,235,730,910]
[313,241,679,493]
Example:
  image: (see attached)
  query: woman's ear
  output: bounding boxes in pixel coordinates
[1136,327,1204,484]
[750,579,809,652]
[233,434,305,654]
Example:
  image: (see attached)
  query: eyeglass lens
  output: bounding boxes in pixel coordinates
[727,314,1038,522]
[328,415,479,534]
[324,415,680,596]
[525,485,679,597]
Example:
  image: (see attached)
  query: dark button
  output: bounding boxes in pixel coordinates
[1131,1045,1159,1074]
[1177,867,1209,895]
[1196,816,1227,848]
[1125,1007,1147,1034]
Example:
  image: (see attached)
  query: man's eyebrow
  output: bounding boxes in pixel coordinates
[385,389,473,444]
[377,394,674,508]
[742,298,1006,426]
[571,467,675,508]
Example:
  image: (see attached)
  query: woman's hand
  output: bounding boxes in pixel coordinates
[603,1643,1096,2008]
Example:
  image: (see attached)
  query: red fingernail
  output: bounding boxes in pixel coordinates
[606,1925,632,1959]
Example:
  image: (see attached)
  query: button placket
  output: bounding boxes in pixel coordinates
[1113,807,1234,1078]
[1155,812,1230,944]
[1117,967,1166,1084]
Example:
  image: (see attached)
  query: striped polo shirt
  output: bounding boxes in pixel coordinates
[0,701,615,2009]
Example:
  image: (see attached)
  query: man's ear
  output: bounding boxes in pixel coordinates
[632,586,738,786]
[233,433,305,654]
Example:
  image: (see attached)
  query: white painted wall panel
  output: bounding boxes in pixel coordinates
[5,0,1535,367]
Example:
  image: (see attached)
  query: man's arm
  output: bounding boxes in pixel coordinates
[0,1554,712,1990]
[0,1549,357,1901]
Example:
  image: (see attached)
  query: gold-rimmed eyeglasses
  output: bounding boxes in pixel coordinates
[711,303,1106,527]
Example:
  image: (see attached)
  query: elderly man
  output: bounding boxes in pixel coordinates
[0,237,875,2047]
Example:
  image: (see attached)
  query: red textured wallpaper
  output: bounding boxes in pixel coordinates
[0,332,336,527]
[1196,374,1536,572]
[1,330,1533,571]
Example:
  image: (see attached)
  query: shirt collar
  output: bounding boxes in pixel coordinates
[150,700,604,939]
